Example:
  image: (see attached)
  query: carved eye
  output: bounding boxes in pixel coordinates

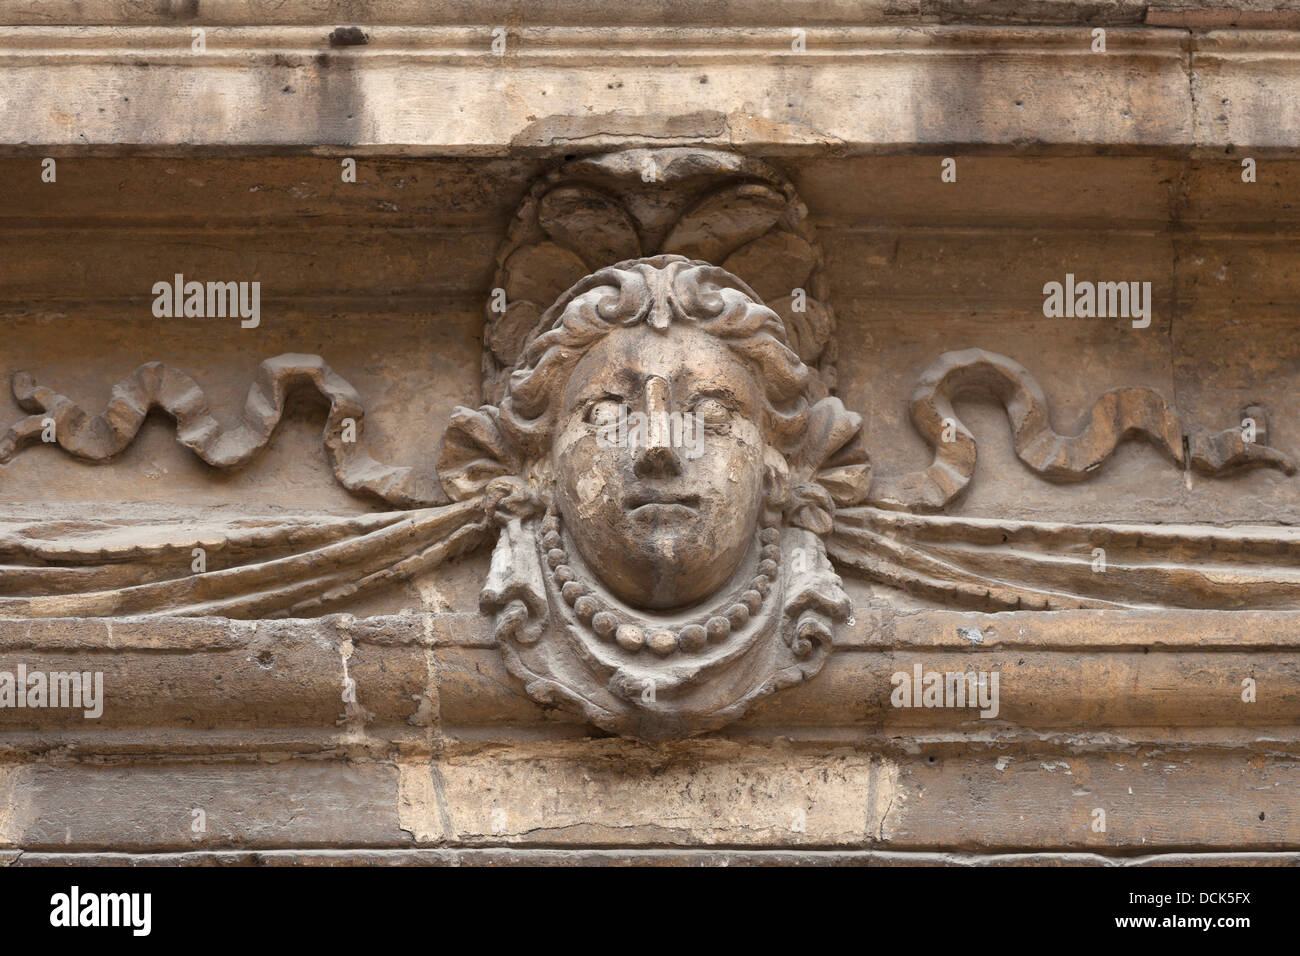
[693,396,731,427]
[586,399,623,428]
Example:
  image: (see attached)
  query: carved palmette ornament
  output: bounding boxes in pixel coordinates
[440,255,870,739]
[481,148,839,404]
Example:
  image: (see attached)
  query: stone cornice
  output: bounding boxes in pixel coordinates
[0,25,1295,153]
[2,0,1300,29]
[0,610,1293,743]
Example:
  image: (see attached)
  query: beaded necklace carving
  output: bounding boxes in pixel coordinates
[540,508,780,657]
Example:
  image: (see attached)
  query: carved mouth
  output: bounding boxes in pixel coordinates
[624,490,701,516]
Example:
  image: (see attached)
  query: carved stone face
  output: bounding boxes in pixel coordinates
[552,322,768,610]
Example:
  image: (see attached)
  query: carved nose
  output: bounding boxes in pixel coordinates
[633,375,682,479]
[635,443,682,478]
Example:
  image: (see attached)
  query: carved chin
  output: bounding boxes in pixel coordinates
[569,521,746,611]
[589,540,733,611]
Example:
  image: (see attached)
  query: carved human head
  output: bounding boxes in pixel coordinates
[497,255,816,610]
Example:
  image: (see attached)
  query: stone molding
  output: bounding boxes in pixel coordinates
[1,25,1298,153]
[2,1,1300,28]
[0,610,1294,742]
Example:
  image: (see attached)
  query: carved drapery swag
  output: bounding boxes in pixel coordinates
[1,149,1296,739]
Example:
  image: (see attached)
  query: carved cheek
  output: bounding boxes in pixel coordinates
[716,419,765,490]
[553,415,587,456]
[554,421,622,520]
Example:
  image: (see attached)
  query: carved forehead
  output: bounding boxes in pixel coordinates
[560,323,763,410]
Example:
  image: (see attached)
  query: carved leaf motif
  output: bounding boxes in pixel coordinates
[767,294,831,364]
[487,300,542,366]
[436,405,521,503]
[783,397,872,533]
[720,231,817,305]
[483,150,839,406]
[503,241,590,312]
[538,185,642,270]
[661,182,787,264]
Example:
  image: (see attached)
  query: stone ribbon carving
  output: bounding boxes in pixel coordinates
[0,353,446,509]
[868,348,1294,512]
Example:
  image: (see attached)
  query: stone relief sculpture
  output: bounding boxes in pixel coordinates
[440,254,864,738]
[2,149,1296,738]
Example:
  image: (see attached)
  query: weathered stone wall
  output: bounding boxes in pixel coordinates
[0,2,1297,864]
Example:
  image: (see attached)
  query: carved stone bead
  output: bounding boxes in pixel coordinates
[615,624,645,652]
[759,528,780,546]
[542,531,562,550]
[757,559,778,578]
[740,589,762,614]
[573,595,599,621]
[678,624,708,651]
[752,574,771,596]
[561,581,584,605]
[591,611,618,639]
[706,616,731,642]
[554,565,574,584]
[547,548,566,568]
[726,603,750,628]
[648,629,678,656]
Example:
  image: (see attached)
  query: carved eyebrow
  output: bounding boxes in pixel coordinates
[572,387,627,411]
[688,385,736,400]
[568,368,636,406]
[685,384,748,410]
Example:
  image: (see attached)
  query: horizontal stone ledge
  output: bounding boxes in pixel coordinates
[0,1,1152,29]
[0,744,1292,850]
[0,24,1194,55]
[440,646,1300,730]
[0,610,1293,732]
[4,607,1296,651]
[4,24,1273,154]
[841,608,1300,650]
[2,1,1298,31]
[7,848,1300,866]
[0,725,1295,758]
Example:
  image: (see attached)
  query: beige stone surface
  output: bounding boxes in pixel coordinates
[2,0,1299,29]
[0,610,1294,736]
[1,5,1298,862]
[0,741,1292,851]
[6,155,1298,526]
[0,26,1200,153]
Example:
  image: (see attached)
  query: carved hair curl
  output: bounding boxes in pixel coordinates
[497,255,813,462]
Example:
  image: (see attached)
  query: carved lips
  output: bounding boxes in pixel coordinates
[624,489,701,517]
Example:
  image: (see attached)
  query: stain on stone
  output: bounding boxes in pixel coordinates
[328,26,370,48]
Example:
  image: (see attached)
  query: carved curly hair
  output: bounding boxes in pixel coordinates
[497,254,815,463]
